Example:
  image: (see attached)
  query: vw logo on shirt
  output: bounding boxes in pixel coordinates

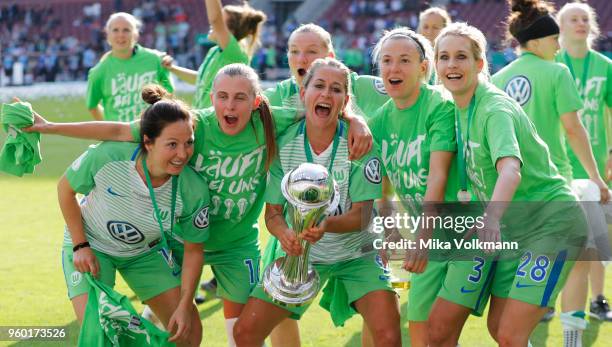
[364,158,382,184]
[504,75,532,106]
[193,206,210,229]
[107,221,145,244]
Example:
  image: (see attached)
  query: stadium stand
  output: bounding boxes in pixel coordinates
[1,0,610,86]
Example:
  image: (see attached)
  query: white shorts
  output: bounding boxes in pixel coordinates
[571,179,612,264]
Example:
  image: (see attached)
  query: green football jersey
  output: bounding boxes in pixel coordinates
[129,107,298,251]
[264,119,383,263]
[492,52,583,180]
[368,84,458,212]
[264,72,389,119]
[86,45,174,122]
[193,35,249,109]
[64,142,210,257]
[556,49,612,179]
[456,81,575,203]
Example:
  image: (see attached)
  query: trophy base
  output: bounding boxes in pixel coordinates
[262,258,320,307]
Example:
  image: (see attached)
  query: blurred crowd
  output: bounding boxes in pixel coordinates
[1,0,611,85]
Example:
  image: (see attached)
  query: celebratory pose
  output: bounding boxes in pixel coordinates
[87,12,174,121]
[264,23,389,120]
[417,7,452,84]
[163,0,266,109]
[368,27,492,347]
[60,86,206,346]
[24,63,371,346]
[164,0,265,296]
[555,2,612,343]
[261,23,387,346]
[233,58,401,347]
[436,22,587,347]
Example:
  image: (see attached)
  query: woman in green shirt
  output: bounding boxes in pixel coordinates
[23,64,372,346]
[233,57,400,347]
[261,23,387,347]
[492,1,609,344]
[369,27,490,347]
[435,21,587,346]
[163,0,266,109]
[491,0,607,198]
[556,0,612,340]
[62,85,207,346]
[264,23,390,121]
[417,7,452,85]
[86,12,174,122]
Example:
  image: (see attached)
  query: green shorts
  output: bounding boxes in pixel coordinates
[251,253,393,327]
[205,244,261,304]
[62,244,181,302]
[491,250,574,307]
[491,203,586,307]
[407,256,494,321]
[170,237,260,304]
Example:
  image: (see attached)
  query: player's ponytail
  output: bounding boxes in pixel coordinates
[139,85,192,152]
[224,3,267,57]
[506,0,558,46]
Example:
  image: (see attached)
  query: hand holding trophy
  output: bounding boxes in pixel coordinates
[262,162,340,306]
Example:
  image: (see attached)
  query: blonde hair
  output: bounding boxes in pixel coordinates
[418,7,452,31]
[372,27,433,83]
[105,12,142,35]
[435,22,490,80]
[288,23,335,55]
[557,2,600,48]
[302,57,358,119]
[213,64,276,170]
[223,3,267,57]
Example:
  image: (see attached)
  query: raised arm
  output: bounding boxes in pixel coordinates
[161,55,198,85]
[23,110,134,142]
[206,0,231,49]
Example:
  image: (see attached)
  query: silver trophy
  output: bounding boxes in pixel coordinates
[262,163,340,306]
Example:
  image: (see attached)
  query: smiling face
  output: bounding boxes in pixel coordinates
[436,35,482,102]
[288,31,333,86]
[212,74,260,136]
[379,37,426,107]
[106,16,138,52]
[144,120,194,177]
[301,66,349,131]
[419,13,446,44]
[561,7,590,44]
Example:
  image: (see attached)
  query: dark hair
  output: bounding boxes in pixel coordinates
[506,0,556,45]
[139,84,192,152]
[224,3,267,57]
[213,64,277,171]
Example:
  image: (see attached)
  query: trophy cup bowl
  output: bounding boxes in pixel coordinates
[262,163,339,306]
